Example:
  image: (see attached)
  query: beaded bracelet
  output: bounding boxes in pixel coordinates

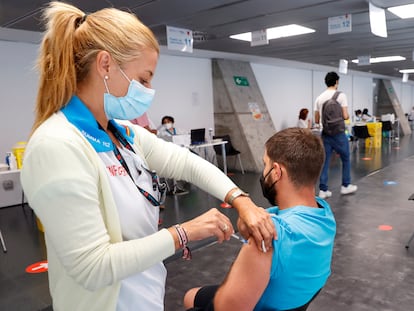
[174,224,192,260]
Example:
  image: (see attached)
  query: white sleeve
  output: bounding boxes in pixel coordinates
[338,92,348,107]
[133,125,237,201]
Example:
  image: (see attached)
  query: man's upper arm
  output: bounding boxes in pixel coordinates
[314,110,320,124]
[214,239,273,311]
[342,106,349,120]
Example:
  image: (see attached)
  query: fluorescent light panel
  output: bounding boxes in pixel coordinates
[369,2,387,38]
[351,56,406,64]
[230,24,315,42]
[388,4,414,19]
[400,69,414,74]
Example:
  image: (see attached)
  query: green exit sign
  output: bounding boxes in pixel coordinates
[233,76,249,86]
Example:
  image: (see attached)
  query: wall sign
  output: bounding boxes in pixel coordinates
[328,14,352,34]
[166,26,193,53]
[233,76,249,86]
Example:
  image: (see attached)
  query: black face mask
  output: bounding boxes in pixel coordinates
[260,167,277,206]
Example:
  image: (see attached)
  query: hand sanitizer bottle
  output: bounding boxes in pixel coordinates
[208,128,213,142]
[6,152,17,170]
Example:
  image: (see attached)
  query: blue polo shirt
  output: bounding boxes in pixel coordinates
[254,197,336,311]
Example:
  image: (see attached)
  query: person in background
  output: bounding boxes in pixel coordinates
[297,108,311,128]
[20,2,275,311]
[157,115,191,195]
[158,115,218,166]
[314,71,357,199]
[158,115,187,138]
[354,109,363,122]
[408,107,414,129]
[130,112,157,134]
[362,108,374,122]
[408,107,414,122]
[183,128,336,311]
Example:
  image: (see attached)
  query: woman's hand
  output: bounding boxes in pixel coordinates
[233,197,276,252]
[179,208,234,244]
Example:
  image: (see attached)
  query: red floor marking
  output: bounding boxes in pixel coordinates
[26,260,48,273]
[378,225,393,231]
[220,202,232,208]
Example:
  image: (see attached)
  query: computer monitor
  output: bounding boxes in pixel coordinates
[190,128,205,145]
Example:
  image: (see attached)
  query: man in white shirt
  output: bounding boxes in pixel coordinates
[314,72,357,199]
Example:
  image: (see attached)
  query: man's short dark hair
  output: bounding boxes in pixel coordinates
[325,72,339,87]
[265,128,324,187]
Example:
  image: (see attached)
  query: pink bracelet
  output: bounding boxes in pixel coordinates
[174,224,192,260]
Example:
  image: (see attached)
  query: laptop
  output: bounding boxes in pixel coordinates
[190,128,206,145]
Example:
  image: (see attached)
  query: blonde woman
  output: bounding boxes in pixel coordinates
[21,2,275,311]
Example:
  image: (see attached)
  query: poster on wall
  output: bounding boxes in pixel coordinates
[248,102,263,120]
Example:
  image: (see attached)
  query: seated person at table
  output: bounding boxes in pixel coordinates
[362,108,374,122]
[158,115,187,138]
[297,108,311,129]
[355,109,363,122]
[159,115,217,165]
[184,127,336,311]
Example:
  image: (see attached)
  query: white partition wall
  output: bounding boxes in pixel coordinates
[0,41,38,159]
[1,33,414,160]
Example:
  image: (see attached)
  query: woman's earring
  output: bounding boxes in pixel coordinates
[104,75,109,80]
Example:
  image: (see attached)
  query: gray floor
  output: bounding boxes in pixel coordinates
[1,134,414,310]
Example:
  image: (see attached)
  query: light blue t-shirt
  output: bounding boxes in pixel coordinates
[254,197,336,311]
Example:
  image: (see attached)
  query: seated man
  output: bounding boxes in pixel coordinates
[184,127,336,311]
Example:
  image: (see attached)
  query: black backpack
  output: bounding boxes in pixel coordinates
[321,91,345,136]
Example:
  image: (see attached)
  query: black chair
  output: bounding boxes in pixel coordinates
[381,120,393,143]
[283,288,321,311]
[352,125,373,152]
[405,193,414,249]
[213,135,245,174]
[0,229,6,253]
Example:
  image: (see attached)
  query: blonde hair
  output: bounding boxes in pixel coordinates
[33,1,159,132]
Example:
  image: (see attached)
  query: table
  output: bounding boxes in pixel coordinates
[189,140,228,174]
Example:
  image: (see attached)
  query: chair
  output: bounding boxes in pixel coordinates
[213,135,245,174]
[283,288,321,311]
[405,193,414,249]
[351,125,373,153]
[381,120,393,143]
[0,229,6,253]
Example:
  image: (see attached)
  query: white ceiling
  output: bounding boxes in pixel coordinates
[2,0,414,78]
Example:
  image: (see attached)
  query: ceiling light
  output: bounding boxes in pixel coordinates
[399,69,414,74]
[369,2,387,38]
[388,4,414,19]
[402,73,409,83]
[230,24,315,42]
[351,56,406,64]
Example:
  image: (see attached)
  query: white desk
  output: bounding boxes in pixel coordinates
[0,169,25,208]
[189,141,228,174]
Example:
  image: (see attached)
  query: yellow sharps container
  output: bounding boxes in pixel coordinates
[12,141,27,169]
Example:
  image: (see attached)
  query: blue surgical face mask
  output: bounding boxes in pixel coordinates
[103,69,155,120]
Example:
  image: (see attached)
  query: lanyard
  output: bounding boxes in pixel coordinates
[166,128,176,135]
[106,121,166,206]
